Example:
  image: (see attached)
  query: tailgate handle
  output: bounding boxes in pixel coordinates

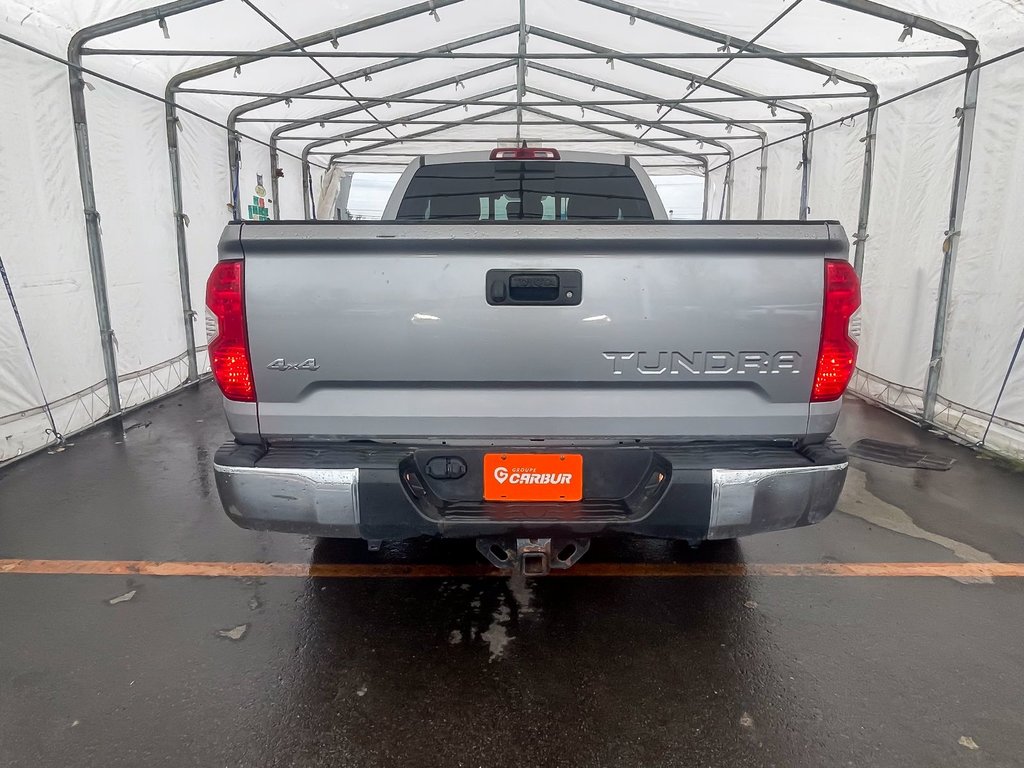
[486,269,582,306]
[510,273,558,301]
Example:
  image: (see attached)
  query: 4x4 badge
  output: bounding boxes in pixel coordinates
[266,358,319,371]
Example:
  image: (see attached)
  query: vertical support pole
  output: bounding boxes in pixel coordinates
[228,130,242,219]
[924,51,980,421]
[515,0,527,142]
[335,172,354,220]
[165,100,199,383]
[756,138,768,220]
[799,118,813,220]
[68,60,121,417]
[700,159,710,221]
[723,159,734,221]
[270,141,281,220]
[853,93,879,276]
[301,158,312,219]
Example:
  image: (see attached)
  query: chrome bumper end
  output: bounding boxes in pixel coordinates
[707,462,848,539]
[214,464,361,537]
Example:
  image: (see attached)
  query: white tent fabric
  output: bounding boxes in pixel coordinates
[1,0,1023,463]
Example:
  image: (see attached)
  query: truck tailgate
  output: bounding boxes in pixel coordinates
[229,221,847,441]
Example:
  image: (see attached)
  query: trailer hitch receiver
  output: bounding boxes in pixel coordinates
[476,537,591,576]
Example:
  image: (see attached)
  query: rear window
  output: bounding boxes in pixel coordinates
[395,161,655,221]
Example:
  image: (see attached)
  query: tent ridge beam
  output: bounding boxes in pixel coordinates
[240,117,806,125]
[192,91,868,104]
[82,47,968,60]
[272,122,776,133]
[310,136,736,145]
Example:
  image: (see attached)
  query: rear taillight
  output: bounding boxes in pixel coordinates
[490,147,560,160]
[811,259,861,402]
[205,260,255,402]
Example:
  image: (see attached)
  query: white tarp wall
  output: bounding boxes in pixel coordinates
[0,26,109,462]
[1,0,1023,464]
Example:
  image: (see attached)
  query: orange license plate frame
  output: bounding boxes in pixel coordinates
[483,453,584,502]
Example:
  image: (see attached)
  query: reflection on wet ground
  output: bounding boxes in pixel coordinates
[2,386,1023,766]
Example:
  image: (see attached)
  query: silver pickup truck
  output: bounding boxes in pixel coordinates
[209,148,860,574]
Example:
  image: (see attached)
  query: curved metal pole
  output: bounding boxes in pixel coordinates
[572,0,878,222]
[68,0,221,409]
[275,61,516,145]
[309,106,523,217]
[924,48,980,421]
[299,85,518,217]
[529,59,811,216]
[819,1,979,423]
[522,105,706,162]
[526,87,736,155]
[226,27,520,218]
[168,0,465,218]
[525,85,732,214]
[853,94,879,273]
[301,85,517,156]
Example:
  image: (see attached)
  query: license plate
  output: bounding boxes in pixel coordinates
[483,453,583,502]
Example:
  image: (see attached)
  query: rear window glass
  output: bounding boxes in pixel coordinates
[395,161,655,221]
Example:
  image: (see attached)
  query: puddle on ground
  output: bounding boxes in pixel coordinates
[444,574,537,661]
[838,467,997,584]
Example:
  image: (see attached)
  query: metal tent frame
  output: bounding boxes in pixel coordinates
[62,0,977,432]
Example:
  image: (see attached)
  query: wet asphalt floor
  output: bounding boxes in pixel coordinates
[1,385,1023,767]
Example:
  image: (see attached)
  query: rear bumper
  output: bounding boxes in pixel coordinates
[213,440,848,541]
